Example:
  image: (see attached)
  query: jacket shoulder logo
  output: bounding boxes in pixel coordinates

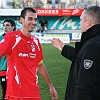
[84,59,93,69]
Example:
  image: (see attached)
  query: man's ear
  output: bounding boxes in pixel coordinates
[12,26,15,31]
[20,17,24,23]
[86,19,91,27]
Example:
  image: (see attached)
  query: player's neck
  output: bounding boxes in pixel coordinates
[21,29,31,37]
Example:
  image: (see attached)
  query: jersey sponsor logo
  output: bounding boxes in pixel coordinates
[29,53,36,58]
[84,59,93,69]
[18,53,28,57]
[18,53,36,58]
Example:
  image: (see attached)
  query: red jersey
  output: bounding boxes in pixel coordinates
[0,30,43,99]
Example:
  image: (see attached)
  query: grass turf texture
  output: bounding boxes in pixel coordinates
[38,43,73,100]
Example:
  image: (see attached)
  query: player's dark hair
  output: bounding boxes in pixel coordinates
[3,18,16,31]
[20,7,36,19]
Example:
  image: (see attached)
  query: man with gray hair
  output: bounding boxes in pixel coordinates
[51,6,100,100]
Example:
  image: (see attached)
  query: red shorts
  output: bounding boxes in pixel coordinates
[7,97,41,100]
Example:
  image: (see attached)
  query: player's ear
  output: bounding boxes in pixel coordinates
[12,26,15,31]
[20,17,24,23]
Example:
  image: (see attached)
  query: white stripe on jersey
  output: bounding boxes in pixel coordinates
[12,35,22,50]
[14,65,19,84]
[33,37,40,51]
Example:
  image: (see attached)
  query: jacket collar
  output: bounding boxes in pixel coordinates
[81,24,100,42]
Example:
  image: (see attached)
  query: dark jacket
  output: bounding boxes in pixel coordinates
[62,24,100,100]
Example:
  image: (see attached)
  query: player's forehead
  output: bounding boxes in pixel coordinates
[3,22,11,26]
[25,11,37,19]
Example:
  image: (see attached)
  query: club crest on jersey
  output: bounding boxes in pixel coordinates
[84,59,93,69]
[31,44,35,52]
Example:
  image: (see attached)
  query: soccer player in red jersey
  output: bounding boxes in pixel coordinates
[0,7,58,100]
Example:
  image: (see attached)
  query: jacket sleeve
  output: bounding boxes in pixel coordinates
[74,43,100,100]
[61,45,75,61]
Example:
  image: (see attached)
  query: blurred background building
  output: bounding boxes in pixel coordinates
[0,0,100,42]
[0,0,100,9]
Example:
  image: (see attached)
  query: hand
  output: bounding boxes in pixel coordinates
[51,38,65,51]
[49,85,58,100]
